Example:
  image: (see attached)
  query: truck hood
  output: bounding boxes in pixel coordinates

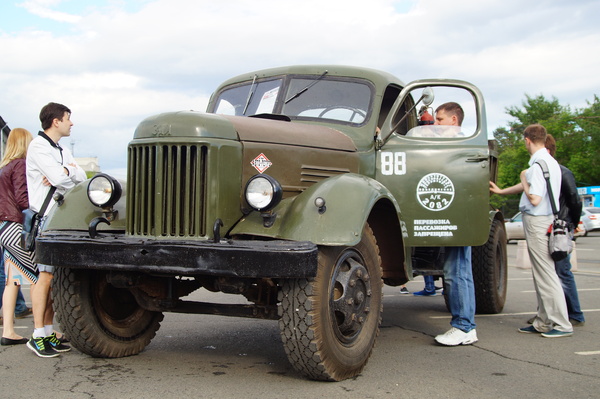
[223,115,357,152]
[133,111,356,152]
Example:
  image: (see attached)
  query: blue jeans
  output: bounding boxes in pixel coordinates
[443,247,476,332]
[0,250,28,314]
[423,275,435,291]
[555,254,585,322]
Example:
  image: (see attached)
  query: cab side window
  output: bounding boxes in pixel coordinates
[404,86,479,139]
[378,85,402,130]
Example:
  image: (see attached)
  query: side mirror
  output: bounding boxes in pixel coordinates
[422,87,434,106]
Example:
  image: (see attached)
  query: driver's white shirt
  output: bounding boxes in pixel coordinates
[407,125,463,137]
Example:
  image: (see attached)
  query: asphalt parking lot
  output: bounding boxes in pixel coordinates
[1,233,599,398]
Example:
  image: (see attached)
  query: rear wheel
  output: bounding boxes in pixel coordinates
[278,224,383,381]
[472,219,507,314]
[53,268,163,357]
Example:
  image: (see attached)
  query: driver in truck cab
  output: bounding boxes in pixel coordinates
[431,102,478,347]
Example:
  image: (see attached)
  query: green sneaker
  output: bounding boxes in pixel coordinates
[46,332,72,352]
[27,336,59,358]
[541,329,573,338]
[518,325,541,334]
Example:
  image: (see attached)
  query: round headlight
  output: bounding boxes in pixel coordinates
[87,174,122,208]
[245,174,282,212]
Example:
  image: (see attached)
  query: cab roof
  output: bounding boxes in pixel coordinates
[213,65,405,95]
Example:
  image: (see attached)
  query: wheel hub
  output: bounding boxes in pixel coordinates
[330,251,372,342]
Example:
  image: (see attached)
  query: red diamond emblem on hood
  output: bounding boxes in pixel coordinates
[250,153,272,173]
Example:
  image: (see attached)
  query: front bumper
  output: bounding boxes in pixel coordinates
[36,231,318,278]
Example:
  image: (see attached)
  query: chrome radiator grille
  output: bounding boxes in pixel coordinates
[127,144,208,237]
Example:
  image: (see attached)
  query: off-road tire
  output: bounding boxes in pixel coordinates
[278,224,383,381]
[472,218,507,314]
[53,267,163,357]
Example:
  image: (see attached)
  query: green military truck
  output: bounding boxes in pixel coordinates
[38,65,507,381]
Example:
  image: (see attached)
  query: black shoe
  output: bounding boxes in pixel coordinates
[570,319,585,327]
[15,307,33,319]
[1,337,28,346]
[46,333,71,352]
[27,336,60,358]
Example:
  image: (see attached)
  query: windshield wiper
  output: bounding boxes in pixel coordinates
[284,70,328,104]
[242,74,258,115]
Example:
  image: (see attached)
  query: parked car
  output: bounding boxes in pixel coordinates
[505,211,585,242]
[581,207,600,234]
[575,220,587,238]
[505,212,525,242]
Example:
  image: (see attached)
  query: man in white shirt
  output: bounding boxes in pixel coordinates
[26,102,87,357]
[517,124,572,337]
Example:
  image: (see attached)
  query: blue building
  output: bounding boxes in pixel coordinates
[578,186,600,207]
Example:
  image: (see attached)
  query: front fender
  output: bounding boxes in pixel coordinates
[231,173,401,246]
[42,178,127,232]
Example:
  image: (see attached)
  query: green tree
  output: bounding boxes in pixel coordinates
[570,95,600,186]
[490,94,600,215]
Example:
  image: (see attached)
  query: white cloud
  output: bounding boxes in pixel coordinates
[18,0,82,23]
[1,0,599,171]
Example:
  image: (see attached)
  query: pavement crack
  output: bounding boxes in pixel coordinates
[389,323,599,380]
[473,345,600,380]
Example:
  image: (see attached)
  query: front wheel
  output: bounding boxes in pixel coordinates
[278,224,383,381]
[52,268,164,357]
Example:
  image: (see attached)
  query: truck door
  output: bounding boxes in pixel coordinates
[377,80,491,247]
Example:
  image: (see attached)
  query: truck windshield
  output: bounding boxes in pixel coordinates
[214,78,283,116]
[283,78,372,124]
[213,76,373,125]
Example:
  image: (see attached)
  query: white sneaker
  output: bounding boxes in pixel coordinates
[435,327,478,346]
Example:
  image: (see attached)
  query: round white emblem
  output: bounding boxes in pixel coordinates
[416,173,455,211]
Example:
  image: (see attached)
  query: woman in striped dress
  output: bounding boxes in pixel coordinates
[0,128,36,345]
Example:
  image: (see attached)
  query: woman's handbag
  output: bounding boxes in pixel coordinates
[536,160,573,261]
[20,186,56,251]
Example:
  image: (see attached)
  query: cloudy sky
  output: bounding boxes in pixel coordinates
[1,0,599,176]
